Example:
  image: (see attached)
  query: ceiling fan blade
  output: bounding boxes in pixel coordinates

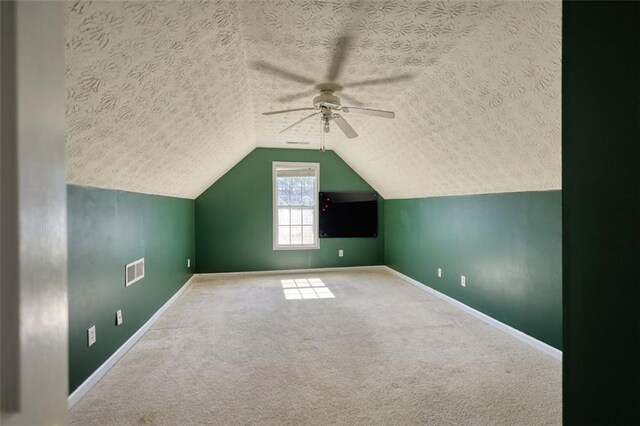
[276,88,318,103]
[342,106,395,119]
[332,114,358,139]
[339,93,364,107]
[347,73,414,88]
[263,107,316,116]
[279,112,321,133]
[326,34,353,82]
[251,60,316,85]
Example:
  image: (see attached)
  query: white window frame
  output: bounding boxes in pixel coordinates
[272,161,320,250]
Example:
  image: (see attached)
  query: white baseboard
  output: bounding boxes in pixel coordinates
[68,265,560,409]
[384,266,563,361]
[196,264,386,279]
[67,274,196,409]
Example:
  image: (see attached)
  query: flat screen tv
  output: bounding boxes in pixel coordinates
[319,192,378,238]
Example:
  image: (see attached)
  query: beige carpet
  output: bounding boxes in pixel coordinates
[70,268,561,425]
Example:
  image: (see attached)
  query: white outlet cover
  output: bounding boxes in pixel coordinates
[437,268,442,278]
[461,275,466,287]
[187,258,191,268]
[88,325,96,347]
[338,250,344,257]
[116,309,123,326]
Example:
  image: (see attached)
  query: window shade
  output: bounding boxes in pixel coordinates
[276,167,316,178]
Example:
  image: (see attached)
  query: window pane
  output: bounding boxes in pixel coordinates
[277,175,315,207]
[278,208,290,225]
[291,226,302,245]
[290,208,302,225]
[302,226,314,244]
[301,177,314,205]
[302,208,314,225]
[277,178,290,205]
[290,185,302,205]
[278,226,290,245]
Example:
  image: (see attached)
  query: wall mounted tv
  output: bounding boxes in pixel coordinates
[319,192,378,238]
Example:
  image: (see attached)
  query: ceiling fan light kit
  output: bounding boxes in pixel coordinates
[253,33,411,150]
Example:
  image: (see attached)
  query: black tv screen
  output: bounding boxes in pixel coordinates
[319,192,378,238]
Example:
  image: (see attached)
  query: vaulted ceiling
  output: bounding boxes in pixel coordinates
[65,0,561,199]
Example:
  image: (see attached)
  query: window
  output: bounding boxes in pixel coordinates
[273,162,319,250]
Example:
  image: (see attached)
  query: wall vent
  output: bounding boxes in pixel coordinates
[125,258,145,287]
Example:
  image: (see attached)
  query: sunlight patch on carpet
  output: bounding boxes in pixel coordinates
[281,278,335,300]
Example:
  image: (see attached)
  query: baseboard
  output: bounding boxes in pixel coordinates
[196,264,386,279]
[68,266,560,409]
[67,274,196,409]
[384,266,563,361]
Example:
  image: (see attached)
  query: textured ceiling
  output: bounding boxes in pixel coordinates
[65,1,254,198]
[65,0,561,199]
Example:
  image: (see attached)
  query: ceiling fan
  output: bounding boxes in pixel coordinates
[252,34,412,145]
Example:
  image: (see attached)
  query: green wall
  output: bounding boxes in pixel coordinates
[562,2,640,423]
[67,185,195,393]
[195,148,384,272]
[384,191,562,349]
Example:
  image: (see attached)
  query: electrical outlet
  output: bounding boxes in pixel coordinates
[437,268,442,278]
[116,309,123,326]
[87,326,96,347]
[461,275,466,287]
[338,249,344,257]
[187,258,191,268]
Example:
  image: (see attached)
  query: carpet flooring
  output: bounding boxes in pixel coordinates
[70,268,561,425]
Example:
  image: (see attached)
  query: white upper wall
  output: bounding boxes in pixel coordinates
[65,0,561,199]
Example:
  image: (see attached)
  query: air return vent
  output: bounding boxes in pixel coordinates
[125,258,145,287]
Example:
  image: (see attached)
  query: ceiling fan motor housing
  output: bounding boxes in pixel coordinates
[313,90,341,109]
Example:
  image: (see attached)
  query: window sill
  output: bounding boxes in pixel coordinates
[273,244,320,251]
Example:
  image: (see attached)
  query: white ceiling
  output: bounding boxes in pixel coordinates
[65,0,561,199]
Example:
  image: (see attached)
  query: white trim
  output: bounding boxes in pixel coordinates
[68,265,561,410]
[272,161,320,251]
[199,266,561,360]
[197,265,386,279]
[384,266,562,360]
[67,274,196,409]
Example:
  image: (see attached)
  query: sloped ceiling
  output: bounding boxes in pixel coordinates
[65,0,561,200]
